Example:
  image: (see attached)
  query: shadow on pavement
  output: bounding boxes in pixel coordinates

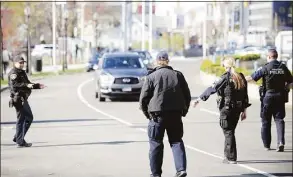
[31,140,148,148]
[237,160,292,164]
[0,118,109,125]
[1,141,48,146]
[206,173,293,177]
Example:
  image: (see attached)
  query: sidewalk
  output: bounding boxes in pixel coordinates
[1,64,86,92]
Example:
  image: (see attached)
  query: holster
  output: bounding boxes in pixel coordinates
[216,96,224,109]
[283,88,290,103]
[224,98,231,110]
[10,95,24,108]
[149,112,161,122]
[259,86,265,102]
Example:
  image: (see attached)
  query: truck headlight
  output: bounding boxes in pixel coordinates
[140,76,146,82]
[100,72,114,85]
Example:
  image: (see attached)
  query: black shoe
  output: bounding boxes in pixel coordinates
[13,137,16,143]
[276,144,284,152]
[175,171,187,177]
[150,175,161,177]
[17,142,32,148]
[223,158,237,164]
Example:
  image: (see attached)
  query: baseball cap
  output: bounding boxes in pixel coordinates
[13,55,26,63]
[156,51,169,61]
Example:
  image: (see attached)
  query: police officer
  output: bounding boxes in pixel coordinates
[139,51,191,177]
[8,55,45,148]
[245,49,293,152]
[193,57,251,164]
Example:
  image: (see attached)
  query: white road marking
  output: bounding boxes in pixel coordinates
[77,78,278,177]
[200,108,220,116]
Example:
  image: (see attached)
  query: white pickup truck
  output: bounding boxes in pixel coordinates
[275,31,292,64]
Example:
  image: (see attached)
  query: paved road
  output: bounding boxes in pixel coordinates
[1,59,292,177]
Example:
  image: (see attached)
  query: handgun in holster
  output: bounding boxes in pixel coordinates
[216,96,224,109]
[9,94,24,108]
[150,112,160,122]
[259,85,266,102]
[224,98,231,110]
[283,87,290,103]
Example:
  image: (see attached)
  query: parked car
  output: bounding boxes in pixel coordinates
[93,52,148,102]
[129,50,155,70]
[87,48,101,72]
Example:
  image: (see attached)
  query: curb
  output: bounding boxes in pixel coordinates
[1,86,9,92]
[199,71,292,106]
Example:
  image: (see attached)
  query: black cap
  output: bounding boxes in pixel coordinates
[156,51,169,61]
[13,55,26,63]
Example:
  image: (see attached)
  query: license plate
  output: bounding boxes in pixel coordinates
[122,87,132,92]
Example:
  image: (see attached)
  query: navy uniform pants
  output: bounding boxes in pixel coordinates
[148,111,186,176]
[219,108,241,161]
[14,100,34,145]
[261,91,285,148]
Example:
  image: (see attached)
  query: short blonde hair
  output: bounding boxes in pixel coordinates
[156,60,169,66]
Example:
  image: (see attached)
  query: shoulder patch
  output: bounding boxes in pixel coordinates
[10,74,17,80]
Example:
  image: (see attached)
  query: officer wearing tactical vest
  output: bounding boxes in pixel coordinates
[193,57,251,164]
[139,51,191,177]
[8,55,45,148]
[246,49,293,152]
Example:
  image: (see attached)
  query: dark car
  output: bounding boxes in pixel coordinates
[93,52,148,102]
[129,50,155,70]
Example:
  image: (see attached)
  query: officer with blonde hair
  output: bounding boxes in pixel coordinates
[193,56,251,164]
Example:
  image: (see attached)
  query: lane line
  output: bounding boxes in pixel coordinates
[77,78,278,177]
[200,108,220,116]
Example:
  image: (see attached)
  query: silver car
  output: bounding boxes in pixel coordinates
[94,52,148,102]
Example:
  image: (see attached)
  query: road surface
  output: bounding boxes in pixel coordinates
[1,58,292,177]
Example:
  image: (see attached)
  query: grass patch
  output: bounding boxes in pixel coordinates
[1,68,85,86]
[1,79,8,86]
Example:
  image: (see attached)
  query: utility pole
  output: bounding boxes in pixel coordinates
[121,1,127,52]
[141,1,145,50]
[203,3,207,59]
[0,12,3,80]
[52,1,58,74]
[148,1,153,52]
[224,3,229,49]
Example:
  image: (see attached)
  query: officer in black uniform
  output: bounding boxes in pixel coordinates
[246,49,293,152]
[193,57,251,164]
[8,55,45,148]
[139,51,191,177]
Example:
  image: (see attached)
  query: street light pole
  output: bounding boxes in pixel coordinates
[148,1,153,52]
[93,12,98,47]
[1,13,3,80]
[203,3,207,59]
[141,1,145,50]
[64,9,68,71]
[52,1,58,74]
[24,6,32,75]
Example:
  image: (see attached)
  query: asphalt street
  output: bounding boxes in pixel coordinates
[1,58,292,177]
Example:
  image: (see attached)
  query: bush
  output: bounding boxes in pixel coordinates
[200,59,263,85]
[233,54,260,61]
